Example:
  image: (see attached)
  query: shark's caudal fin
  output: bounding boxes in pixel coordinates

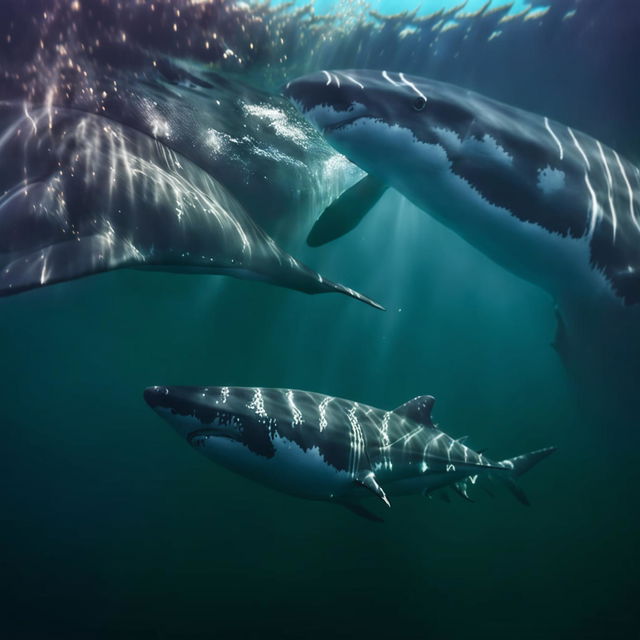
[498,447,557,506]
[307,174,388,247]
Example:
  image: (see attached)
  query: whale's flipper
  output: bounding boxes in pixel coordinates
[307,174,388,246]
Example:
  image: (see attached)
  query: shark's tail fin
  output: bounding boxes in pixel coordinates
[497,447,556,506]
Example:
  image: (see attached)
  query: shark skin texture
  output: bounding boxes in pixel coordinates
[145,385,555,522]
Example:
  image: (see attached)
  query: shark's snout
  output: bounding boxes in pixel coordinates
[284,71,371,134]
[143,385,170,409]
[282,71,331,110]
[143,385,196,420]
[144,385,244,444]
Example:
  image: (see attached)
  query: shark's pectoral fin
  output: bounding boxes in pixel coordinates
[355,471,391,508]
[307,174,388,247]
[452,481,474,502]
[339,501,385,523]
[502,479,531,506]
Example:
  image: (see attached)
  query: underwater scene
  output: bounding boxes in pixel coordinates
[1,0,639,638]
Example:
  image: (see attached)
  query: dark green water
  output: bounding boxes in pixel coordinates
[2,194,638,639]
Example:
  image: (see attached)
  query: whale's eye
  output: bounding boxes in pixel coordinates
[413,96,427,111]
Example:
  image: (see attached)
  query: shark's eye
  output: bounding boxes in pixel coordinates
[413,96,427,111]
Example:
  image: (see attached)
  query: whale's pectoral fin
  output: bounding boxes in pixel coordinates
[392,395,436,427]
[355,470,391,508]
[339,501,385,523]
[307,174,388,247]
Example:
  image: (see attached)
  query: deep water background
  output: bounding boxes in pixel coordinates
[1,0,640,639]
[2,198,639,639]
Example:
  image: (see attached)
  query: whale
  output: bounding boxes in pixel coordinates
[284,70,640,417]
[0,99,380,308]
[144,385,555,521]
[0,3,380,309]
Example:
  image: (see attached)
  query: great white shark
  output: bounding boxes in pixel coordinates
[144,385,555,521]
[284,70,640,414]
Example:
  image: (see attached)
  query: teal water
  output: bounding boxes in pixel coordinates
[3,196,638,638]
[1,1,639,639]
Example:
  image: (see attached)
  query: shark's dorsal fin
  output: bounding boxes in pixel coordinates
[392,395,436,427]
[307,174,388,247]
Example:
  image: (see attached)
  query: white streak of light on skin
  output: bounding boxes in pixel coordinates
[584,172,601,237]
[318,396,331,431]
[23,102,37,134]
[286,390,303,426]
[613,150,640,233]
[382,70,401,86]
[544,117,564,160]
[322,70,332,86]
[568,127,590,169]
[399,72,427,101]
[598,141,617,241]
[341,73,364,89]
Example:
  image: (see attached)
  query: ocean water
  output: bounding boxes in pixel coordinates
[1,1,639,639]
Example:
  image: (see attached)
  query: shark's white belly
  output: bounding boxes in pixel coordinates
[196,433,353,501]
[333,120,617,308]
